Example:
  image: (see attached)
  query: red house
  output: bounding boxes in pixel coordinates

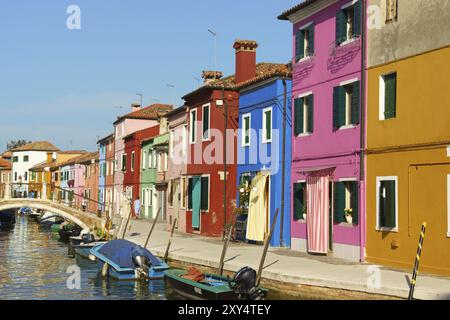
[182,40,260,237]
[123,125,160,202]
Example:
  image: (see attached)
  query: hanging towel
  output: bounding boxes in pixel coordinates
[246,173,269,242]
[306,175,329,254]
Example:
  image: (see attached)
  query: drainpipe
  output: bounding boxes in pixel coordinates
[280,79,287,247]
[359,0,367,262]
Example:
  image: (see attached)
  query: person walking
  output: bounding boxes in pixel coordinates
[133,197,141,220]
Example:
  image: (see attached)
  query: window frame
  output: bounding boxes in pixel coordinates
[385,0,398,23]
[131,151,135,172]
[200,174,210,212]
[190,109,197,144]
[241,113,251,147]
[202,103,211,141]
[379,72,397,121]
[376,176,399,232]
[262,107,273,144]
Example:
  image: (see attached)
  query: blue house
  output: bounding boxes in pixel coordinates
[236,63,292,247]
[97,134,113,213]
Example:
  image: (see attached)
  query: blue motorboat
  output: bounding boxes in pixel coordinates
[90,239,169,281]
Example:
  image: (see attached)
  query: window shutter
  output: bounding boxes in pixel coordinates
[200,177,209,211]
[351,81,360,125]
[384,73,397,119]
[308,24,315,56]
[294,98,304,135]
[381,181,396,228]
[293,183,304,221]
[188,177,193,210]
[295,30,304,62]
[265,110,272,141]
[333,86,345,128]
[350,181,359,225]
[353,0,362,36]
[335,10,345,44]
[307,95,314,133]
[333,182,346,223]
[203,106,209,138]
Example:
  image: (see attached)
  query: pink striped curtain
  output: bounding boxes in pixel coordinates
[306,175,330,254]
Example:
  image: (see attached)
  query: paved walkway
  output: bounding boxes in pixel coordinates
[123,219,450,300]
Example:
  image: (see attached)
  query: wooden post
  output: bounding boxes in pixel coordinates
[121,201,133,239]
[408,222,427,300]
[164,218,178,263]
[256,208,279,286]
[144,208,161,248]
[218,224,233,275]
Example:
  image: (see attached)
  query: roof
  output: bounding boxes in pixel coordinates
[165,106,187,118]
[58,152,97,167]
[278,0,321,20]
[0,158,11,170]
[30,160,55,171]
[114,104,173,125]
[182,63,292,100]
[10,141,60,152]
[1,151,12,158]
[58,150,88,155]
[97,133,114,144]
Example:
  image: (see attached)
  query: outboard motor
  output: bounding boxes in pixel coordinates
[81,233,96,244]
[229,267,266,300]
[131,246,152,280]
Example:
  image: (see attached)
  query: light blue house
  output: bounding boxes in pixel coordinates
[236,63,292,247]
[97,134,113,213]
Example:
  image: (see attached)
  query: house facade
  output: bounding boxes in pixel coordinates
[79,152,100,213]
[279,0,365,261]
[167,106,188,231]
[0,157,12,198]
[98,134,114,215]
[236,62,293,247]
[113,103,172,216]
[365,0,450,275]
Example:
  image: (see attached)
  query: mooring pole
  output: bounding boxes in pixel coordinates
[218,224,233,275]
[256,208,279,286]
[164,218,178,263]
[121,199,133,239]
[144,208,161,248]
[408,222,427,300]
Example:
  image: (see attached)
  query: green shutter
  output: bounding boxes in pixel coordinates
[335,10,346,44]
[244,116,250,144]
[333,182,346,223]
[293,183,304,221]
[350,181,359,225]
[188,177,193,210]
[351,81,360,125]
[308,24,315,56]
[384,73,397,119]
[353,0,362,36]
[294,98,304,136]
[333,86,346,128]
[307,95,314,133]
[203,106,209,138]
[200,177,209,210]
[380,181,396,228]
[265,110,272,140]
[295,30,305,62]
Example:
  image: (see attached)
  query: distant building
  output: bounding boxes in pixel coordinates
[97,134,114,216]
[0,157,12,198]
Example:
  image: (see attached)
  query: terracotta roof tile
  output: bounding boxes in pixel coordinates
[0,158,11,169]
[1,151,12,158]
[30,160,55,171]
[114,104,173,124]
[278,0,321,20]
[10,141,59,152]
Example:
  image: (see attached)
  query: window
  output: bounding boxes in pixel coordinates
[201,176,209,211]
[14,172,17,181]
[333,80,360,129]
[262,107,272,143]
[131,152,135,172]
[295,23,315,62]
[13,156,18,163]
[294,94,314,136]
[386,0,398,22]
[376,177,398,231]
[190,109,197,144]
[183,125,187,156]
[24,172,28,182]
[379,72,397,120]
[293,182,307,221]
[170,130,175,158]
[23,156,29,162]
[187,177,193,210]
[181,177,186,208]
[242,114,251,147]
[202,104,210,140]
[336,0,361,44]
[151,150,156,168]
[142,151,147,170]
[121,154,127,172]
[164,152,168,171]
[334,180,359,224]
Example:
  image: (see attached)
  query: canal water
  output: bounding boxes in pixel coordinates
[0,215,180,300]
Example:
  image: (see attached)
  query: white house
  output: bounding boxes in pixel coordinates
[11,141,59,197]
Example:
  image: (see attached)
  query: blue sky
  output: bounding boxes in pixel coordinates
[0,0,297,152]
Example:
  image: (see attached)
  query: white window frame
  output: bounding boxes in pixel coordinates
[170,130,175,158]
[242,113,251,147]
[131,151,135,172]
[190,109,197,144]
[262,107,273,144]
[376,176,399,232]
[202,103,211,141]
[447,174,450,238]
[164,152,168,171]
[379,72,396,121]
[142,150,147,170]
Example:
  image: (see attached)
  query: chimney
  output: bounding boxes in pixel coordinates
[202,71,223,84]
[233,40,258,84]
[131,103,141,112]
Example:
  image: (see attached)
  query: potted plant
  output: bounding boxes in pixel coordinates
[302,205,307,221]
[344,208,353,224]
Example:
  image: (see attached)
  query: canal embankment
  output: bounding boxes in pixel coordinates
[124,219,450,300]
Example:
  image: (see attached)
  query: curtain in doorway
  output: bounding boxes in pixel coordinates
[306,175,329,254]
[246,172,269,242]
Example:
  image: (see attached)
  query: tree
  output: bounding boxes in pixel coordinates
[6,140,32,151]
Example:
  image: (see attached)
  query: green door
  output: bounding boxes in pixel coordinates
[192,177,201,229]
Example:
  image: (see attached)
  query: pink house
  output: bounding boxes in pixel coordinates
[279,0,365,262]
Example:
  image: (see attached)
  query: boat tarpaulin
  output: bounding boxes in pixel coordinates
[97,239,161,268]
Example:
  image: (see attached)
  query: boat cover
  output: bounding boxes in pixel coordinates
[97,239,161,268]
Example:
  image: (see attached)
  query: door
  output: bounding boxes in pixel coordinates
[191,177,201,230]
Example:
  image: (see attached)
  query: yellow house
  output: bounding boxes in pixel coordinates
[366,0,450,275]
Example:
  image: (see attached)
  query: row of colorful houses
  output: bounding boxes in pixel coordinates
[1,0,449,277]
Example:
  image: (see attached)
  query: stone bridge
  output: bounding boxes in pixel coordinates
[0,198,102,231]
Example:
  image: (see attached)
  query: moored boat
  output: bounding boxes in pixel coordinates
[90,239,169,281]
[72,233,106,259]
[0,209,16,228]
[58,222,83,242]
